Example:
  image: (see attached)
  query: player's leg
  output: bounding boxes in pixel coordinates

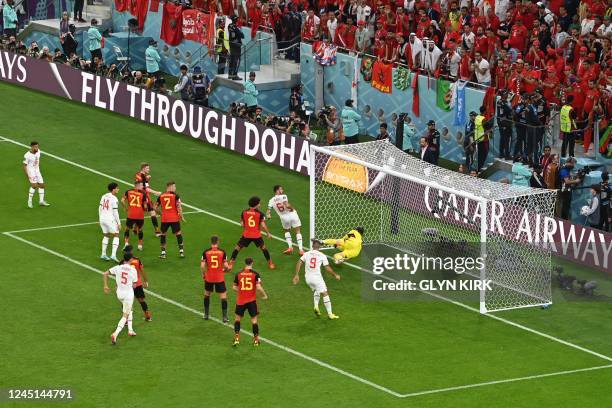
[100,223,111,260]
[249,303,260,346]
[228,238,248,268]
[256,239,275,269]
[159,223,169,258]
[173,223,184,258]
[233,304,245,346]
[313,289,321,315]
[219,284,229,323]
[124,219,133,246]
[134,285,150,321]
[112,294,133,344]
[203,282,212,319]
[37,179,49,206]
[294,226,304,255]
[282,227,294,254]
[320,290,338,319]
[149,209,161,237]
[136,220,144,250]
[110,231,120,262]
[27,180,37,208]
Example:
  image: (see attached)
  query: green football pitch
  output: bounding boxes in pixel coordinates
[1,81,612,408]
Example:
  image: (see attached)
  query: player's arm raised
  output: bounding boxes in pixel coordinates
[103,270,111,294]
[293,259,303,285]
[325,265,341,280]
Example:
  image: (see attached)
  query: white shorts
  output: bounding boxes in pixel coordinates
[100,219,120,234]
[280,211,301,230]
[305,275,327,294]
[117,290,134,314]
[27,169,44,184]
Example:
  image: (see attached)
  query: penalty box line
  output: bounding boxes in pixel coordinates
[5,231,612,400]
[3,231,404,398]
[2,135,611,365]
[3,210,205,234]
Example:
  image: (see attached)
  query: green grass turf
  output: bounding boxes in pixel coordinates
[1,81,612,407]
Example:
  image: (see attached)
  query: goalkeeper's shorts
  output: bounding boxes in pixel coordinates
[339,247,361,260]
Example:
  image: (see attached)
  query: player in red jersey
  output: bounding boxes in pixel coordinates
[155,181,186,259]
[201,235,230,322]
[228,196,275,270]
[135,163,162,237]
[121,181,147,251]
[123,245,152,321]
[232,257,268,347]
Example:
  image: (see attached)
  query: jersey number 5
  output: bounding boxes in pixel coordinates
[240,276,253,290]
[210,255,219,269]
[121,271,128,284]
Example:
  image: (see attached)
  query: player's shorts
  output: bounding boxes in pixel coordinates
[117,290,134,314]
[305,275,328,293]
[126,218,145,229]
[27,169,44,184]
[204,280,227,293]
[237,236,265,248]
[280,212,301,230]
[340,248,361,259]
[133,285,145,298]
[235,301,258,317]
[100,219,120,234]
[161,222,181,234]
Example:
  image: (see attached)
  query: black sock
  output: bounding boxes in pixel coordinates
[252,323,259,336]
[160,235,166,246]
[221,299,228,317]
[139,300,148,312]
[234,321,240,334]
[230,249,239,261]
[204,296,210,314]
[151,216,159,229]
[138,231,143,240]
[262,248,271,261]
[177,234,184,250]
[124,229,130,240]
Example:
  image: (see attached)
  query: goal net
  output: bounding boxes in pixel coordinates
[309,140,557,313]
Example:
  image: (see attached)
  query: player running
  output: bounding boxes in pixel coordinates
[103,254,139,344]
[121,181,146,250]
[123,245,152,321]
[228,196,275,270]
[232,257,268,347]
[155,181,186,259]
[23,141,50,208]
[99,183,121,262]
[201,235,230,322]
[322,227,364,264]
[266,185,303,255]
[135,163,162,237]
[293,240,340,319]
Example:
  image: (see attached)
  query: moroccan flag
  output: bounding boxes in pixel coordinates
[128,0,149,31]
[371,60,393,94]
[436,79,452,111]
[115,0,128,12]
[411,71,420,117]
[161,2,184,46]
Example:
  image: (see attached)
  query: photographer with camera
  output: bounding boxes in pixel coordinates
[174,64,192,101]
[580,185,601,228]
[558,157,583,220]
[321,106,342,146]
[191,66,211,106]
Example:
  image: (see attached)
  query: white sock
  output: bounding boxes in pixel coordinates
[313,291,320,309]
[111,237,119,258]
[28,187,35,202]
[101,236,109,256]
[296,233,303,251]
[114,316,127,336]
[127,311,133,332]
[323,295,333,315]
[284,232,293,248]
[38,188,45,203]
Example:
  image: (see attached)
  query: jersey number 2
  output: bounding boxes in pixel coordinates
[162,197,172,210]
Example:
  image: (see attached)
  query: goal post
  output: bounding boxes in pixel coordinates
[309,140,556,313]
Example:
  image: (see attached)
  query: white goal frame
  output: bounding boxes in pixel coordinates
[309,141,555,314]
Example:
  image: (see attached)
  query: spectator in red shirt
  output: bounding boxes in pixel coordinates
[335,16,357,50]
[509,19,528,52]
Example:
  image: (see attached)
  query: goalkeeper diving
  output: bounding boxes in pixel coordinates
[322,227,364,264]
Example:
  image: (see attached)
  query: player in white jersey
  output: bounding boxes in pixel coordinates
[266,185,303,255]
[99,183,121,262]
[293,240,340,319]
[22,141,50,208]
[103,253,139,344]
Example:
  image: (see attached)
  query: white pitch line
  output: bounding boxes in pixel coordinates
[4,210,204,234]
[3,231,403,398]
[399,364,612,398]
[2,135,611,365]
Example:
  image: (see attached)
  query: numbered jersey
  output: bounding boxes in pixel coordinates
[268,194,291,216]
[124,189,146,220]
[202,246,226,283]
[300,250,329,278]
[109,264,138,293]
[234,269,261,305]
[157,192,181,222]
[241,208,265,238]
[99,193,119,221]
[23,150,40,171]
[128,257,145,286]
